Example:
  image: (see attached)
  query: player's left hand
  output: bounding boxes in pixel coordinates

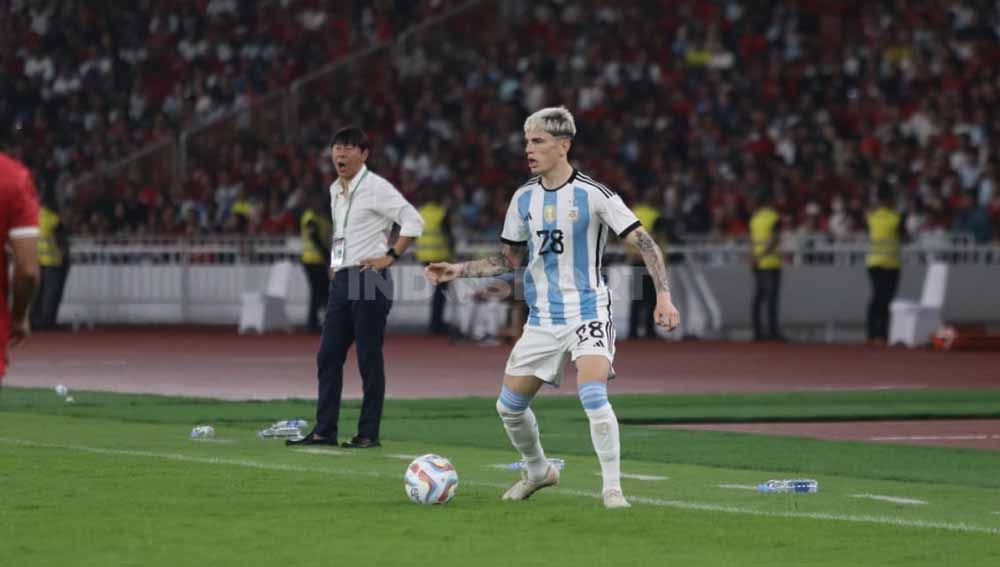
[654,293,680,331]
[9,317,30,347]
[360,255,394,272]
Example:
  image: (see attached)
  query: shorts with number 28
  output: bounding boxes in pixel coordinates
[504,311,616,386]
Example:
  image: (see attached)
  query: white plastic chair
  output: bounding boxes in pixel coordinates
[238,260,294,334]
[888,263,948,347]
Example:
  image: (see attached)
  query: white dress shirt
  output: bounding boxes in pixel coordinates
[329,165,424,270]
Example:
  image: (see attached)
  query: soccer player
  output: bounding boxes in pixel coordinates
[425,107,680,508]
[0,151,41,389]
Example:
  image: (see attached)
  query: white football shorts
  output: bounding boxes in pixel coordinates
[504,315,617,386]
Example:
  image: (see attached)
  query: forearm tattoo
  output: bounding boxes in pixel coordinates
[458,249,517,278]
[636,231,671,295]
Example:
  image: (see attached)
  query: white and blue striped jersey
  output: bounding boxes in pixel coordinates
[501,170,641,327]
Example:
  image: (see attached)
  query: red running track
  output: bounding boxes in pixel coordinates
[6,328,999,450]
[6,327,999,400]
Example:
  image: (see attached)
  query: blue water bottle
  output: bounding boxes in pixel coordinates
[757,479,819,493]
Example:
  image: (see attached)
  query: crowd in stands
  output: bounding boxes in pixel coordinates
[5,0,1000,244]
[1,0,450,226]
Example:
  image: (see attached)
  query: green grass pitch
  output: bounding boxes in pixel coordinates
[2,388,999,566]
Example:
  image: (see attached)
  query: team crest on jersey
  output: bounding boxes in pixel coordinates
[543,205,557,223]
[568,207,579,221]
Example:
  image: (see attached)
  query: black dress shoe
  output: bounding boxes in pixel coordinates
[341,436,380,448]
[285,433,339,446]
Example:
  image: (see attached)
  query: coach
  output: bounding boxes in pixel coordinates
[288,127,423,449]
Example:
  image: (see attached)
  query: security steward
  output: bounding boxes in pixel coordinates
[288,127,423,449]
[31,190,69,330]
[300,193,332,332]
[627,190,666,340]
[749,190,785,342]
[415,186,454,335]
[866,182,906,344]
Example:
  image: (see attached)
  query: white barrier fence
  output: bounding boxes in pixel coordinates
[59,236,695,335]
[59,236,1000,339]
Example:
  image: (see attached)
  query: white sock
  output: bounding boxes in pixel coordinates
[496,399,549,480]
[585,403,622,493]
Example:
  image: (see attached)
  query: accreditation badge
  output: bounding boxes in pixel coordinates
[331,238,346,268]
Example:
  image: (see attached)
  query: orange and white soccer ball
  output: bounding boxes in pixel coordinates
[404,454,459,505]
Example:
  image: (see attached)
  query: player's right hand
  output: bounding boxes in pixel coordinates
[654,293,681,332]
[425,262,461,284]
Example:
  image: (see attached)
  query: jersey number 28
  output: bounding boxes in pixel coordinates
[536,229,564,254]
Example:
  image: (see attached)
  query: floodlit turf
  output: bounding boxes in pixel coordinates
[2,388,999,566]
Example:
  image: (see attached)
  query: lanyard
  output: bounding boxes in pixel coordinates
[333,169,369,236]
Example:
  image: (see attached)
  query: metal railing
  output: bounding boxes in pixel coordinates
[71,235,302,266]
[67,234,1000,268]
[287,0,488,126]
[63,138,177,205]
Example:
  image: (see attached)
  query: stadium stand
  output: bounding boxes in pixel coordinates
[1,0,455,232]
[2,0,999,244]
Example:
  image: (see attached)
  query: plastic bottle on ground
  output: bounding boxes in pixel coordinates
[757,479,819,493]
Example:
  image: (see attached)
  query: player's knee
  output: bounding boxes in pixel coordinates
[496,385,532,417]
[578,381,609,411]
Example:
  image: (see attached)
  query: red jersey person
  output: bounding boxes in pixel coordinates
[0,152,41,386]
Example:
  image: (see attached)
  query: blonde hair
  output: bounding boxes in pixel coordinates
[523,106,576,138]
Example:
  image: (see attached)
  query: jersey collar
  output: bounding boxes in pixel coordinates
[540,169,578,192]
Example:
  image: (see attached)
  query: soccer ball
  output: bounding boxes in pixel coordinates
[404,454,459,505]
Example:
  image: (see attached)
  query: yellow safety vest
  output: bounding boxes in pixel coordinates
[38,207,64,267]
[866,208,902,269]
[627,204,662,259]
[231,199,252,218]
[416,203,452,263]
[300,210,331,265]
[750,207,781,269]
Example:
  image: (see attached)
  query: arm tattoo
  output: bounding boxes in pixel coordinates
[458,246,519,278]
[635,231,671,295]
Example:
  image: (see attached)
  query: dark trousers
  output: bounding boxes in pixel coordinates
[867,267,901,341]
[303,262,330,330]
[430,281,449,335]
[629,270,657,339]
[30,264,69,330]
[314,267,393,441]
[752,268,782,340]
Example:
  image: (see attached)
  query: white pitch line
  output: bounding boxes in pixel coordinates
[293,448,350,456]
[718,483,758,491]
[869,435,1000,441]
[594,473,667,481]
[851,494,927,506]
[2,437,998,536]
[385,453,420,460]
[1,438,380,477]
[622,473,667,481]
[615,493,994,535]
